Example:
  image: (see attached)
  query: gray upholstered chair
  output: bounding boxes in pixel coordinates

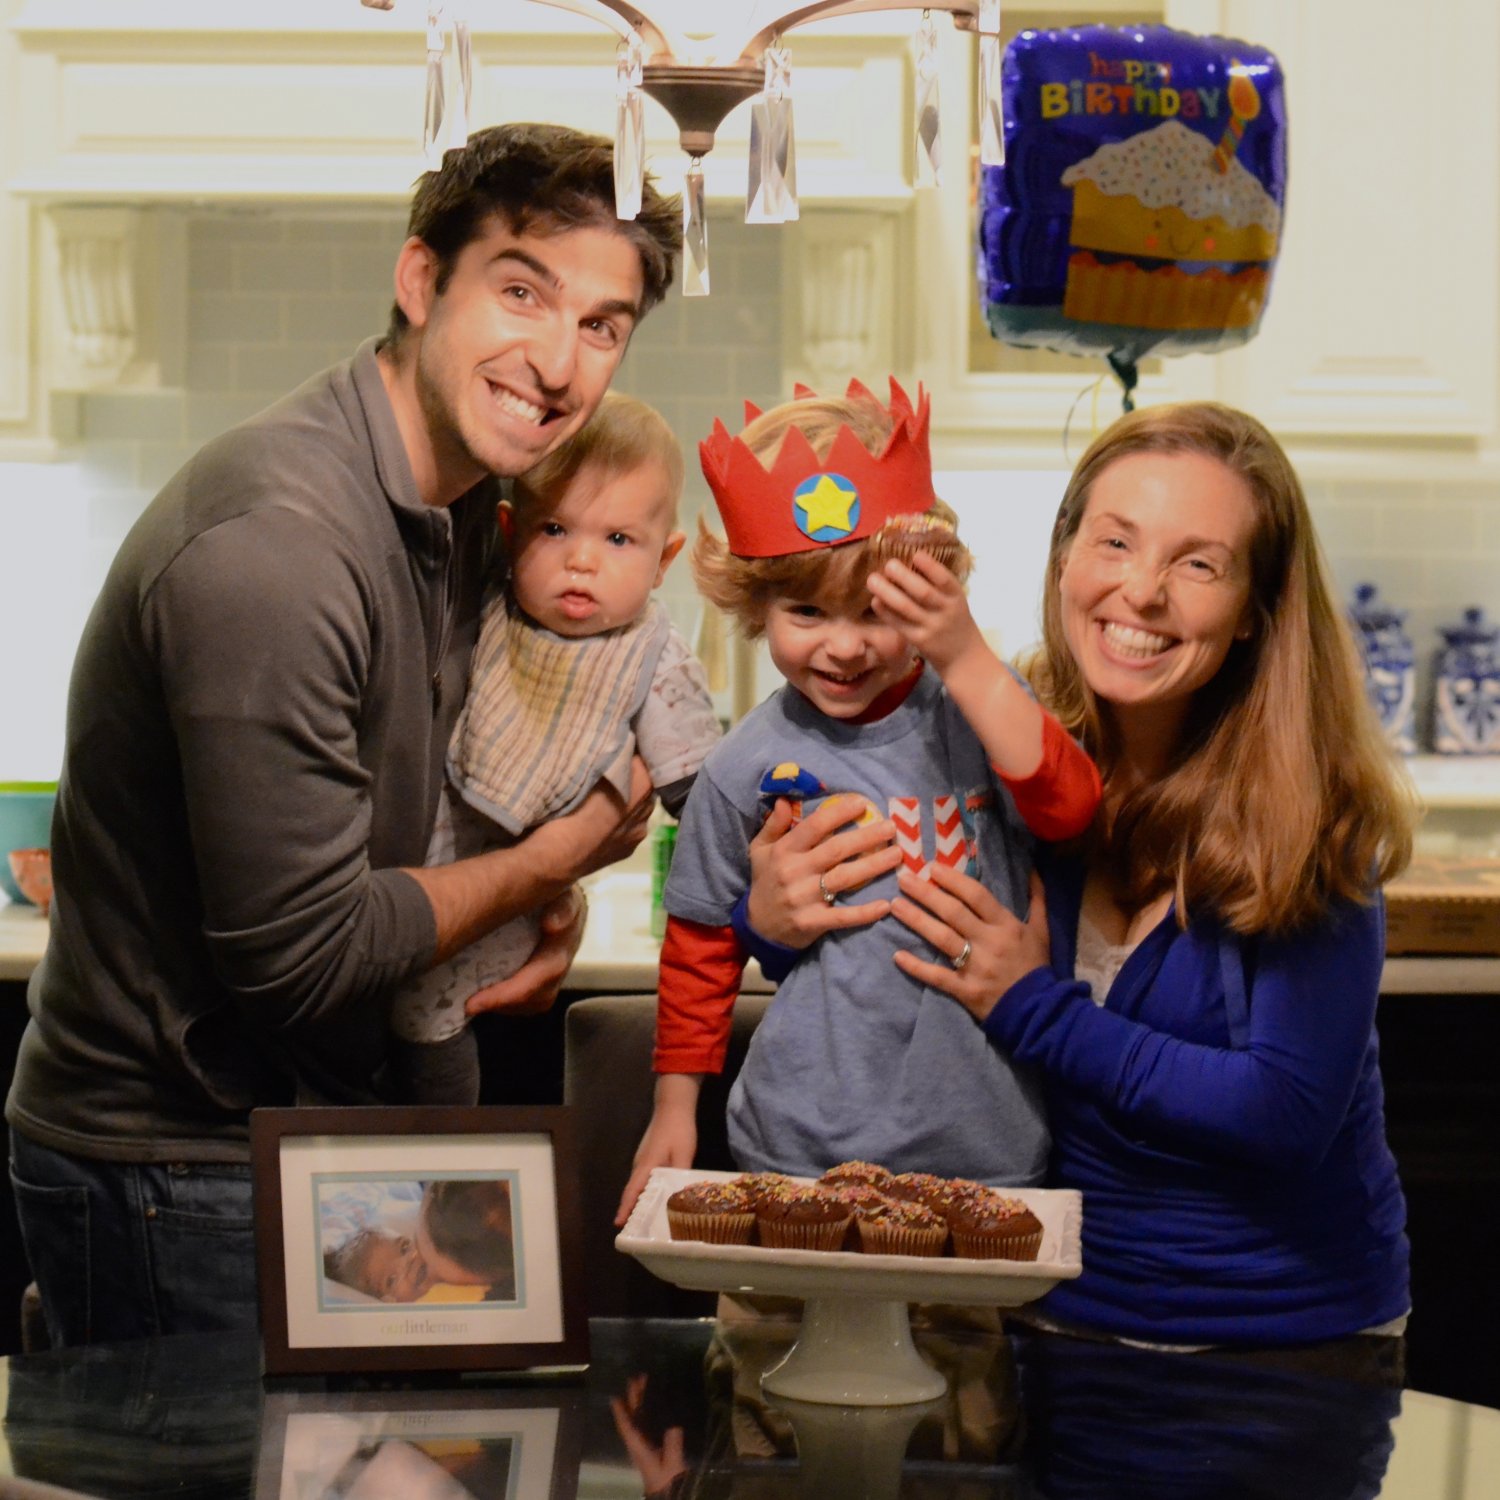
[563,991,769,1318]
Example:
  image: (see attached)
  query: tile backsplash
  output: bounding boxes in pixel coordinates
[3,207,784,777]
[5,207,1500,778]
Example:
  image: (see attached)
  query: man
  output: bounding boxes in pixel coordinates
[6,123,680,1345]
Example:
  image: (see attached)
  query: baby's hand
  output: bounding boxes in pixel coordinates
[867,550,985,676]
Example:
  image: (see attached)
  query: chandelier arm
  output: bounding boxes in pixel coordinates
[516,0,674,59]
[736,0,980,65]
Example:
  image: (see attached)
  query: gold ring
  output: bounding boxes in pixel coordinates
[818,872,837,905]
[952,940,972,971]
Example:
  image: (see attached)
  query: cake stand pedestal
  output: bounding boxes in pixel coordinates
[768,1389,944,1496]
[760,1294,946,1405]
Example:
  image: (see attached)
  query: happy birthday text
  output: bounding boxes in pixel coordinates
[1040,52,1222,119]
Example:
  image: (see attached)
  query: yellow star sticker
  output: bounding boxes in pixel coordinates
[796,475,858,536]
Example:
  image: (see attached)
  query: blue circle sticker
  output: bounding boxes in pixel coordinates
[793,473,861,544]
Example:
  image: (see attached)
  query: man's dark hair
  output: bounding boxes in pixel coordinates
[385,121,680,344]
[423,1178,516,1289]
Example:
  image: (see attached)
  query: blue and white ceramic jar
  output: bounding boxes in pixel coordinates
[1349,583,1416,755]
[1433,606,1500,755]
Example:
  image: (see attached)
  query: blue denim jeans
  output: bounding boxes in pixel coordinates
[9,1130,259,1347]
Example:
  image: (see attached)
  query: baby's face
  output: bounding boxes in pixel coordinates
[507,458,685,638]
[357,1231,432,1303]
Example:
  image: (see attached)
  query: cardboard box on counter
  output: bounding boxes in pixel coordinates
[1384,856,1500,955]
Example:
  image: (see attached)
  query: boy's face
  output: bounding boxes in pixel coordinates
[764,578,918,719]
[353,1230,431,1303]
[505,458,685,638]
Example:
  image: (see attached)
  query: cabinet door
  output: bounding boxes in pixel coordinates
[1216,0,1498,437]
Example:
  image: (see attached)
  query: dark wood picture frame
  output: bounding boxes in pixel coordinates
[250,1105,588,1377]
[253,1385,584,1500]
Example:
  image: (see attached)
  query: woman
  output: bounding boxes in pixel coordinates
[740,401,1415,1348]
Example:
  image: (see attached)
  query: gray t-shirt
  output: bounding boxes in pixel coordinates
[665,668,1050,1184]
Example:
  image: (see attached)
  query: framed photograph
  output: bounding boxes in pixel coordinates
[250,1105,588,1376]
[254,1387,583,1500]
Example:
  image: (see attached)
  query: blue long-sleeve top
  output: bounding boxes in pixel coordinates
[983,853,1410,1346]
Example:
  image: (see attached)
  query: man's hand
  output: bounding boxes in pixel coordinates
[465,885,588,1017]
[533,755,656,884]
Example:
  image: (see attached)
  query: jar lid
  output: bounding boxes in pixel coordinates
[1438,606,1499,647]
[1348,582,1406,629]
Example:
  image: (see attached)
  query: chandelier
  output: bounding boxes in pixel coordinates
[360,0,1002,294]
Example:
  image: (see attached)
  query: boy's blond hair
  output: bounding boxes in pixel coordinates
[512,392,684,521]
[693,391,971,638]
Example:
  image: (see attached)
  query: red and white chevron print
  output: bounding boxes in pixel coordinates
[932,795,966,870]
[888,796,925,873]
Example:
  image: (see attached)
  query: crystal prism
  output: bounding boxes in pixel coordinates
[683,160,709,296]
[448,13,472,150]
[746,46,798,224]
[614,33,645,220]
[422,4,446,167]
[914,12,942,187]
[978,5,1004,167]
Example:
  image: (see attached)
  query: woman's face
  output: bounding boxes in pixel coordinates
[1058,450,1258,727]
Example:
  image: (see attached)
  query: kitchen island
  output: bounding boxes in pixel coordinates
[2,877,1497,1408]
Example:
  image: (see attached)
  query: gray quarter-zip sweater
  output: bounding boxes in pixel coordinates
[7,340,496,1160]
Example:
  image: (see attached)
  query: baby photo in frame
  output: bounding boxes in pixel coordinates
[251,1105,587,1376]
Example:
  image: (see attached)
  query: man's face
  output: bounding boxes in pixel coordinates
[399,217,646,495]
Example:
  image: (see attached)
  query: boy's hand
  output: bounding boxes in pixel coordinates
[747,795,899,948]
[867,551,986,677]
[615,1078,701,1225]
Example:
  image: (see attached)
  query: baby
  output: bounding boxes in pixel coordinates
[391,394,720,1104]
[323,1225,431,1304]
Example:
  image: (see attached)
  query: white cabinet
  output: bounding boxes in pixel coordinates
[1215,0,1499,439]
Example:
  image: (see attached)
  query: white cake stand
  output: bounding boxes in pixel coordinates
[616,1168,1083,1406]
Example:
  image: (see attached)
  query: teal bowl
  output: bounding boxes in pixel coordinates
[0,783,57,905]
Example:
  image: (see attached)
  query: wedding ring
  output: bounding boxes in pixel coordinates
[952,940,972,972]
[818,872,837,905]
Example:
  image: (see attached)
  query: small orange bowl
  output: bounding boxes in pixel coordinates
[7,848,52,915]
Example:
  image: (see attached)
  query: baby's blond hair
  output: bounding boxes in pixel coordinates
[513,392,684,522]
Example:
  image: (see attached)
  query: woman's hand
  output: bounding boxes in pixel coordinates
[746,794,901,949]
[891,864,1050,1024]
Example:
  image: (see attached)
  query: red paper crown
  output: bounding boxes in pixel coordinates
[699,377,936,558]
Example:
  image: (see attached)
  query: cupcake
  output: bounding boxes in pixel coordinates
[819,1160,895,1192]
[853,1196,948,1258]
[948,1194,1044,1262]
[754,1182,853,1252]
[825,1183,896,1251]
[729,1171,794,1208]
[884,1172,952,1208]
[665,1180,756,1245]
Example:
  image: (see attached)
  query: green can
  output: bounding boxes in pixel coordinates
[649,820,677,939]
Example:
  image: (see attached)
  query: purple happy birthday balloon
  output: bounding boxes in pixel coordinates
[979,23,1288,371]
